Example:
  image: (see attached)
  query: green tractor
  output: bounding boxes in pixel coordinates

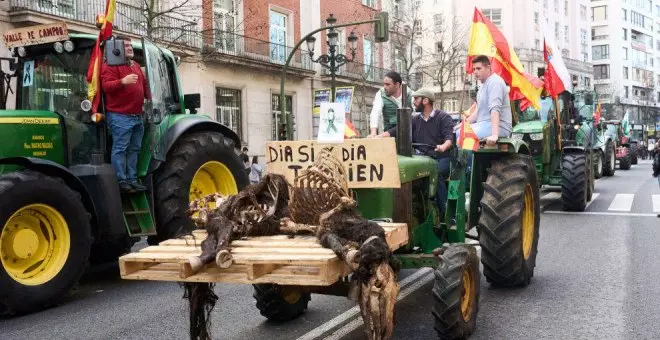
[603,120,633,170]
[255,90,541,339]
[572,90,617,178]
[0,30,248,315]
[510,91,595,211]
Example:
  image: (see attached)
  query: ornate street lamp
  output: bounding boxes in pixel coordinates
[305,14,358,101]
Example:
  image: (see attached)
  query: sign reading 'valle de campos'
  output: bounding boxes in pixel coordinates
[3,22,69,49]
[265,138,401,189]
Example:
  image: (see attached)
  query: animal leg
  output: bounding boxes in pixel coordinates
[279,217,318,235]
[319,232,360,271]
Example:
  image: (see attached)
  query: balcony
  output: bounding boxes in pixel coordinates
[8,0,201,49]
[320,62,392,87]
[201,31,315,75]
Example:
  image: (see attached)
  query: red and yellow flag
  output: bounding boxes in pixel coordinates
[594,99,601,125]
[344,119,359,139]
[458,119,479,151]
[87,0,116,113]
[465,7,543,111]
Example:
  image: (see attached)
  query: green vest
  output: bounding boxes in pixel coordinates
[381,88,413,131]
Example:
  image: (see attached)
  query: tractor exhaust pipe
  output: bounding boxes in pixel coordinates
[396,83,412,157]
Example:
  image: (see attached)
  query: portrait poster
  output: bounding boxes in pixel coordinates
[317,102,346,143]
[313,88,331,115]
[335,86,354,114]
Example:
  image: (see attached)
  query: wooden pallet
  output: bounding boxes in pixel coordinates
[119,222,408,286]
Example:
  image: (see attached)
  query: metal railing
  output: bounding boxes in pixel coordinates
[10,0,201,48]
[320,61,393,84]
[208,30,314,71]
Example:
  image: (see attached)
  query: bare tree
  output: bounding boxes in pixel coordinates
[386,0,425,86]
[420,15,467,108]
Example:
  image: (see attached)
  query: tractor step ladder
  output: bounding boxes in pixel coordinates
[121,191,157,237]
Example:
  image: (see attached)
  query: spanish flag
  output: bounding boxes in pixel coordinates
[594,99,601,125]
[86,0,116,113]
[344,119,359,139]
[466,7,543,111]
[458,119,479,151]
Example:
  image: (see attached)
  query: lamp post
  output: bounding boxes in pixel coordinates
[305,14,359,101]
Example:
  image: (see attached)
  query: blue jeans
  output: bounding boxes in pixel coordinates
[435,157,451,214]
[107,112,144,184]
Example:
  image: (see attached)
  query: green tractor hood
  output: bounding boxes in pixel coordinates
[513,120,545,134]
[0,110,65,167]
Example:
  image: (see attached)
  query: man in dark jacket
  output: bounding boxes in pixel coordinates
[101,36,151,193]
[378,88,455,214]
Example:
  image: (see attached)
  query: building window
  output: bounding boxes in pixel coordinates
[213,0,236,51]
[592,26,608,40]
[269,10,288,64]
[564,25,569,42]
[585,77,590,87]
[555,22,560,40]
[362,0,376,7]
[623,66,629,79]
[623,28,627,40]
[434,14,443,32]
[534,12,539,24]
[624,86,629,98]
[535,39,540,49]
[592,45,609,59]
[38,0,76,18]
[216,87,242,139]
[482,9,502,26]
[564,0,568,15]
[580,5,587,19]
[593,64,610,80]
[364,37,375,81]
[591,6,607,21]
[622,8,627,21]
[272,94,293,140]
[622,47,628,59]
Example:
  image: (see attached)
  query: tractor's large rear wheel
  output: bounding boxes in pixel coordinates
[149,132,249,245]
[630,143,638,165]
[478,155,540,287]
[561,153,588,211]
[253,284,311,322]
[603,140,616,176]
[432,244,480,339]
[0,171,91,316]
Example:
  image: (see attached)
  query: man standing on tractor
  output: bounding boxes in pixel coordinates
[377,88,455,215]
[101,36,150,193]
[367,71,413,137]
[456,55,513,145]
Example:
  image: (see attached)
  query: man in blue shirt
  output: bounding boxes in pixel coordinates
[378,88,455,214]
[456,55,513,145]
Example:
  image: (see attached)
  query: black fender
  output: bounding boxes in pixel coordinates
[562,146,586,154]
[0,157,98,234]
[149,117,242,172]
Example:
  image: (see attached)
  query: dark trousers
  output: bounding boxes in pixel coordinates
[435,157,452,214]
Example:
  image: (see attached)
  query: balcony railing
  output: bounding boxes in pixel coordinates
[9,0,201,48]
[320,61,394,84]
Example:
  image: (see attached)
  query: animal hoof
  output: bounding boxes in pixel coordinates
[216,250,233,268]
[188,256,203,273]
[346,249,360,270]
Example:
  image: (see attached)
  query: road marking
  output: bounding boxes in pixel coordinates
[608,194,635,211]
[585,193,600,209]
[544,210,657,217]
[322,271,435,340]
[296,268,433,340]
[653,195,660,213]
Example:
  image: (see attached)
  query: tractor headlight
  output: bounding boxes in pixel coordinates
[53,42,64,53]
[574,124,581,130]
[529,133,544,141]
[63,40,75,52]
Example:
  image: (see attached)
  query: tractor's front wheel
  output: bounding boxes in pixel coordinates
[561,153,589,211]
[0,171,91,316]
[603,140,616,176]
[478,155,540,287]
[149,132,249,245]
[432,244,480,339]
[253,284,311,322]
[594,150,603,179]
[619,148,632,170]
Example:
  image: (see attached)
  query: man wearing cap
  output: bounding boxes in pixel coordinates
[378,88,455,215]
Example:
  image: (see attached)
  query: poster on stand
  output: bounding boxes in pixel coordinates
[317,102,346,143]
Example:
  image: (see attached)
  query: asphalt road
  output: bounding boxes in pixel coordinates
[2,160,659,340]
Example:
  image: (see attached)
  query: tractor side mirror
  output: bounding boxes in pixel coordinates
[184,93,201,114]
[584,93,594,105]
[104,37,128,66]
